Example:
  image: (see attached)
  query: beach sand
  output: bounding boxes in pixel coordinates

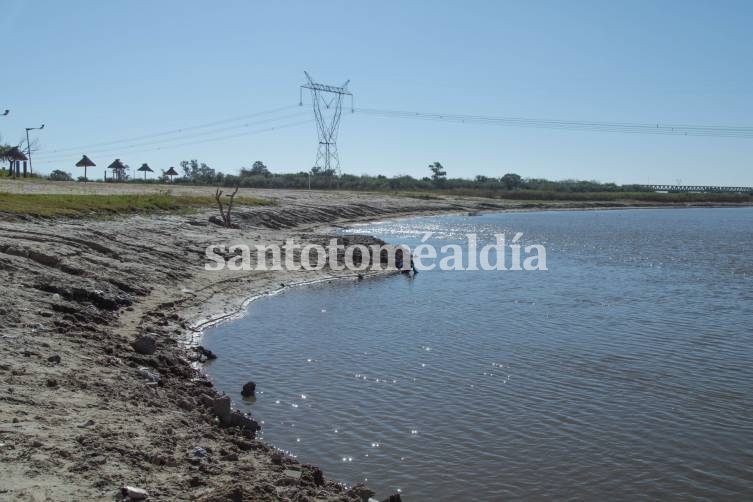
[0,182,511,501]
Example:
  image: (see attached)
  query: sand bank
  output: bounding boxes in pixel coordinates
[0,184,505,501]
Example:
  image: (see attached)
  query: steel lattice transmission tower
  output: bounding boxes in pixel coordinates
[299,71,353,176]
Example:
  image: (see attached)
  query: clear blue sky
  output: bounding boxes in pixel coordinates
[2,0,751,185]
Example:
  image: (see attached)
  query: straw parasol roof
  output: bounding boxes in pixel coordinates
[164,166,178,183]
[107,158,126,170]
[76,155,96,182]
[8,147,28,161]
[106,158,128,181]
[75,155,96,168]
[138,163,154,181]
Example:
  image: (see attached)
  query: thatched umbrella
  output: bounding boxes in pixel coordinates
[8,147,27,160]
[6,147,28,177]
[75,155,96,182]
[137,163,153,181]
[164,166,178,183]
[106,158,127,182]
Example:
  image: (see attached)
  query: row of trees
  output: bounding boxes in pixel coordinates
[13,154,650,194]
[170,159,649,193]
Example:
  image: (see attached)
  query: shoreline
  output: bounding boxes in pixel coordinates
[186,270,395,344]
[181,201,753,496]
[2,185,752,501]
[1,187,496,502]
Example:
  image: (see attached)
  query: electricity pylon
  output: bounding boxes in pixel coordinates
[300,71,353,177]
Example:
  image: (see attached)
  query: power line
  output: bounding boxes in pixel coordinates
[354,107,753,138]
[29,99,753,168]
[36,104,301,157]
[35,119,312,166]
[34,111,308,161]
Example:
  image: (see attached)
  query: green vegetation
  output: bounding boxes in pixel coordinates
[431,189,753,204]
[148,159,750,200]
[48,169,73,181]
[0,193,271,218]
[429,161,447,186]
[22,156,752,205]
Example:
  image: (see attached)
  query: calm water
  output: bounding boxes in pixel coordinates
[203,208,753,501]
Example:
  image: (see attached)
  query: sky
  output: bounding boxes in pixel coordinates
[1,0,752,185]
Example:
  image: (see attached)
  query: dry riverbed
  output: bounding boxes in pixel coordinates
[1,181,747,501]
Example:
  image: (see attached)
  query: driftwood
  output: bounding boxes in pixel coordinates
[214,185,239,228]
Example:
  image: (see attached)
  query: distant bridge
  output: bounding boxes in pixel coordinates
[641,184,753,193]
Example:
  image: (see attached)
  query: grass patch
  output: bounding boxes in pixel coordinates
[0,193,272,218]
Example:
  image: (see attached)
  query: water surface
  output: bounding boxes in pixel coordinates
[203,208,753,501]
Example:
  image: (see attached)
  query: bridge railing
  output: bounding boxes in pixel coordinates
[640,185,753,193]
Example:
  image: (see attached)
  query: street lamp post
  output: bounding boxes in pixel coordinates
[25,124,44,176]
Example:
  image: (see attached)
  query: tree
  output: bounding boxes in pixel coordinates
[249,160,270,176]
[49,170,73,181]
[429,162,447,185]
[18,136,40,157]
[501,173,522,190]
[180,159,219,184]
[213,185,240,228]
[0,144,13,175]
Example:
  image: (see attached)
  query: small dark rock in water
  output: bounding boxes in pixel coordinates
[46,378,58,388]
[47,354,61,364]
[196,346,217,360]
[31,440,43,448]
[12,417,19,424]
[382,494,402,502]
[131,335,156,355]
[241,381,256,397]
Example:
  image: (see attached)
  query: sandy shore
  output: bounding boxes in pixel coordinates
[2,181,749,501]
[0,182,512,502]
